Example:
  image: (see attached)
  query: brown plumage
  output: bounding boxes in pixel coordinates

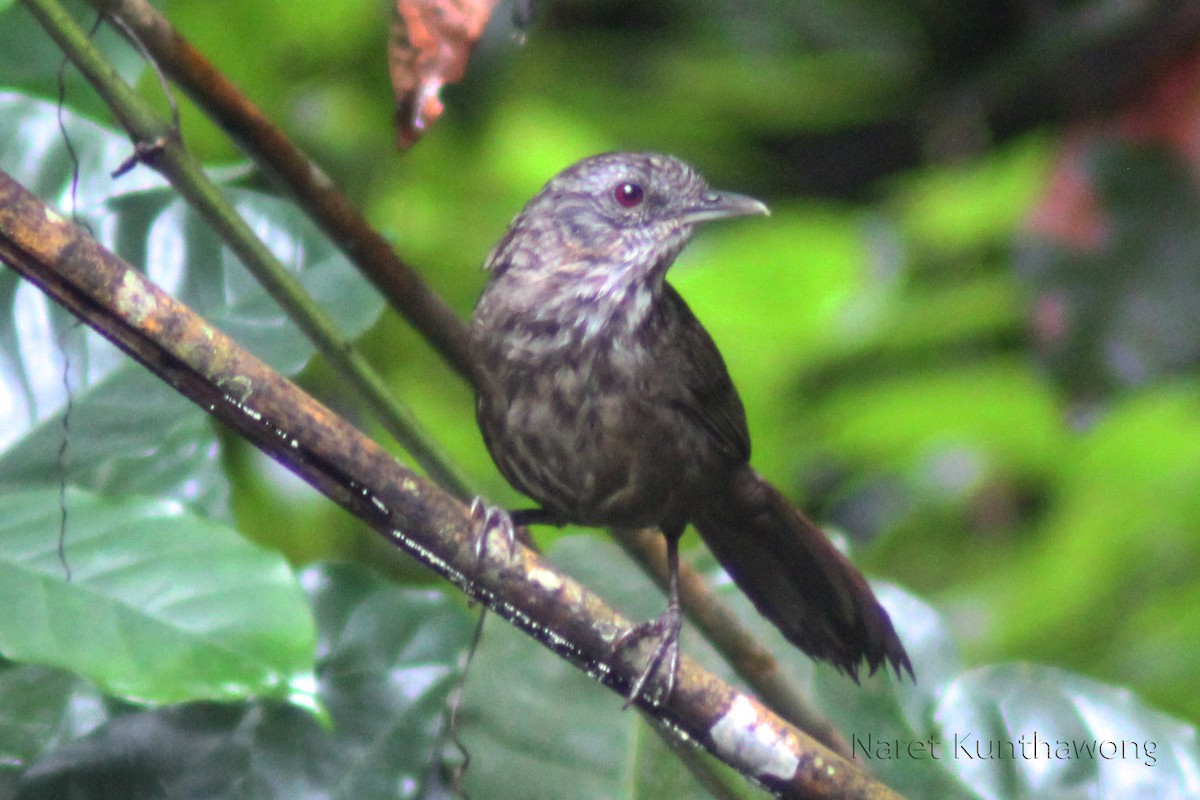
[469,152,912,699]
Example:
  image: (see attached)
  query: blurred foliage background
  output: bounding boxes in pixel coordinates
[158,0,1200,723]
[3,0,1200,795]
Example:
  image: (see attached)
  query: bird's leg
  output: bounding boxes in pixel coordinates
[467,500,557,564]
[614,525,685,707]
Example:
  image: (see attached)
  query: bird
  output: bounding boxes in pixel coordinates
[468,151,912,702]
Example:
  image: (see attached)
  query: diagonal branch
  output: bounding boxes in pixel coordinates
[0,169,902,800]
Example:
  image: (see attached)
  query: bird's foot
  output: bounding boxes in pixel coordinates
[613,603,683,708]
[468,497,518,566]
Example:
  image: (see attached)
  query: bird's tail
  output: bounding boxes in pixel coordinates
[693,466,913,681]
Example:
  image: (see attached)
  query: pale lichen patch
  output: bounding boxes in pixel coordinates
[116,271,156,325]
[528,564,563,593]
[710,695,799,781]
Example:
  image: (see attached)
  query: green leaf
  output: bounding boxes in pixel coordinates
[0,93,385,514]
[894,138,1051,254]
[811,589,1200,800]
[0,94,226,511]
[306,563,473,797]
[0,314,230,515]
[807,362,1065,474]
[0,94,384,367]
[0,2,147,121]
[0,488,315,706]
[13,563,473,800]
[0,661,107,780]
[459,617,657,800]
[930,665,1197,798]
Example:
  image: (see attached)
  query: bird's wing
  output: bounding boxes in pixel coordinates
[656,284,751,464]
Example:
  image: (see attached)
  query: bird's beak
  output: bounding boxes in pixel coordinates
[677,190,770,225]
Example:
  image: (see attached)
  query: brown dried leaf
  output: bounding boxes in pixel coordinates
[389,0,500,148]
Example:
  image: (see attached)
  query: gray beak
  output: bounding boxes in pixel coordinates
[678,190,770,225]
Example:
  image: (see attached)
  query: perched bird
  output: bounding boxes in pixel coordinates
[469,152,912,701]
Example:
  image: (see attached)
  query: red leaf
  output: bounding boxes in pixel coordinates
[1026,132,1110,252]
[1026,45,1200,252]
[389,0,500,148]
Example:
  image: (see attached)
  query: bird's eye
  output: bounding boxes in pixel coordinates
[613,182,645,208]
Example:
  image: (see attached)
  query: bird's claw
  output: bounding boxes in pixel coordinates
[468,497,518,566]
[613,605,683,708]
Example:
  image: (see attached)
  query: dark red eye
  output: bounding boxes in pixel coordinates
[614,182,644,208]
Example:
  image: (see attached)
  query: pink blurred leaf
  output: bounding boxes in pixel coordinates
[389,0,500,148]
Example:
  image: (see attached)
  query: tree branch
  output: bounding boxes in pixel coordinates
[0,169,902,800]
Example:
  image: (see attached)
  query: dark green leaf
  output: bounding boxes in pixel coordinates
[0,489,315,706]
[0,93,385,515]
[929,664,1196,799]
[13,563,472,800]
[0,661,107,781]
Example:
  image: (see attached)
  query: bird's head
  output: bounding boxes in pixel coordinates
[485,152,768,289]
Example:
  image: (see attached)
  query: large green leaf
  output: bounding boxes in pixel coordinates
[0,488,315,706]
[0,93,386,514]
[12,563,473,800]
[814,593,1200,800]
[928,665,1197,799]
[0,90,386,365]
[0,93,226,512]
